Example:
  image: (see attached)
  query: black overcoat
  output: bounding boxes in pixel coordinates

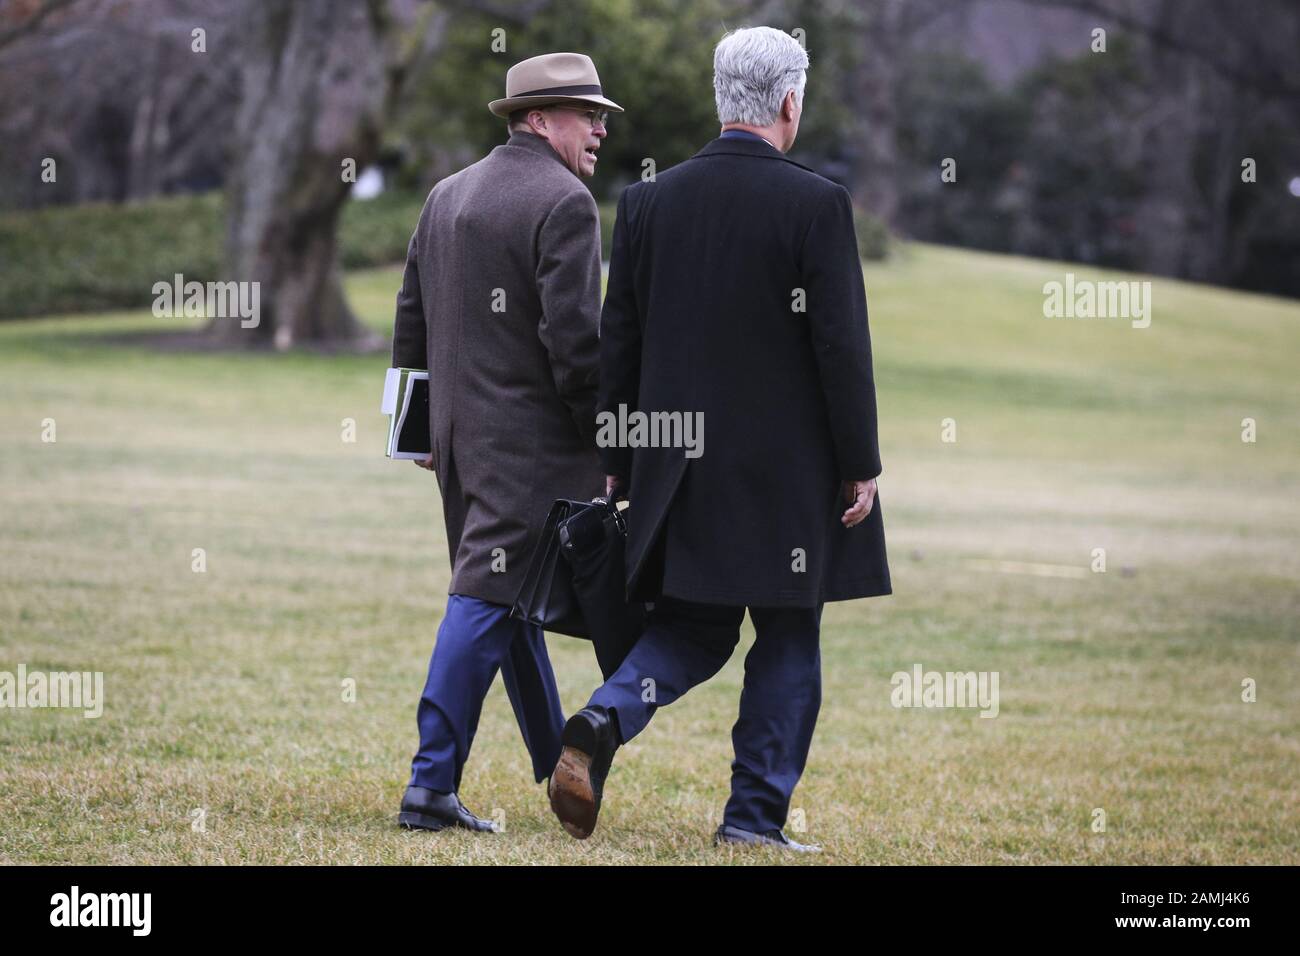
[598,136,891,608]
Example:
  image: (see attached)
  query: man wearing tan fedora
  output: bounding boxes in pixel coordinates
[391,52,622,833]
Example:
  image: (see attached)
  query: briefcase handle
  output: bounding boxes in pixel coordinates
[590,495,629,535]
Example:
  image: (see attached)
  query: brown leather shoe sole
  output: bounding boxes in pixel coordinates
[550,745,597,839]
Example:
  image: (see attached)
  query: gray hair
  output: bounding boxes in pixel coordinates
[713,27,809,127]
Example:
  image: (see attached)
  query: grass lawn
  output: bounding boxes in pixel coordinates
[1,243,1297,864]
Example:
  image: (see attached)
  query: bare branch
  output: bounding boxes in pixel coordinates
[436,0,551,27]
[0,0,84,53]
[1009,0,1300,102]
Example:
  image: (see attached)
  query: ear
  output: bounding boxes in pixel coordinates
[527,108,549,134]
[783,89,799,120]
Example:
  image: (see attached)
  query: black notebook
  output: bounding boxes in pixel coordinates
[381,367,430,459]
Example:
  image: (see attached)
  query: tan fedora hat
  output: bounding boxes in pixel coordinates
[488,52,623,118]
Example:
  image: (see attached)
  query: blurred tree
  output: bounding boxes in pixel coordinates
[895,53,1034,252]
[1014,37,1148,267]
[833,0,964,228]
[391,0,750,200]
[214,0,404,349]
[3,0,1298,315]
[0,0,79,52]
[0,0,237,208]
[1013,0,1300,291]
[213,0,566,349]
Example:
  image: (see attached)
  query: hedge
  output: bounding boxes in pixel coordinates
[0,189,884,320]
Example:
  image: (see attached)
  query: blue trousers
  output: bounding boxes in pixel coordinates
[588,596,823,834]
[409,594,566,793]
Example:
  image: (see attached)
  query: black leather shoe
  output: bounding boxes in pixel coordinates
[714,823,821,853]
[397,785,497,833]
[548,706,617,839]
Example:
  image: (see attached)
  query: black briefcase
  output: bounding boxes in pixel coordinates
[511,498,594,638]
[511,497,645,678]
[558,498,644,679]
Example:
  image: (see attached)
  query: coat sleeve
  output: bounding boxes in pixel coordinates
[390,229,427,369]
[801,184,883,481]
[536,188,602,447]
[597,187,640,479]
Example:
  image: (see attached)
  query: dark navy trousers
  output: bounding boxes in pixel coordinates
[588,595,823,835]
[409,594,566,793]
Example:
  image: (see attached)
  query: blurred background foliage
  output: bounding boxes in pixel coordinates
[0,0,1297,331]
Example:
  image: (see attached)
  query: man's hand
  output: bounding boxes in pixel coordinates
[841,478,877,528]
[414,454,434,471]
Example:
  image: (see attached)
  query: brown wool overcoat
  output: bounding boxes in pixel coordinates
[391,131,603,606]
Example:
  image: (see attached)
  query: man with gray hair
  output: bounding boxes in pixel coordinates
[548,26,890,850]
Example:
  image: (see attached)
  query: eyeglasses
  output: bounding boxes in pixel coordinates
[547,106,610,130]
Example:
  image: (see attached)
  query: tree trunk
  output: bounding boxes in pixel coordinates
[1130,0,1205,280]
[209,0,392,350]
[849,0,945,229]
[850,2,903,227]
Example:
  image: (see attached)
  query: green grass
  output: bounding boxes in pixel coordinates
[1,243,1298,864]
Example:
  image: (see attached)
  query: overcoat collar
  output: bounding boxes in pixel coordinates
[689,135,817,173]
[502,130,575,175]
